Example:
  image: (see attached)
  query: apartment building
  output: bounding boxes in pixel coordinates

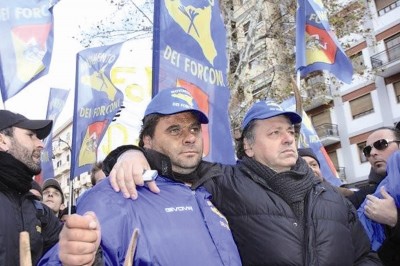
[51,120,92,205]
[230,0,400,185]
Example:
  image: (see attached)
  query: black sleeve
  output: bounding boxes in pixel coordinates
[41,204,63,254]
[102,145,145,176]
[347,185,377,209]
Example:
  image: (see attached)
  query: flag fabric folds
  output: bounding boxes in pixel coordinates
[153,0,235,164]
[358,151,400,251]
[71,42,125,179]
[0,0,58,101]
[282,97,342,186]
[71,37,154,179]
[38,88,69,183]
[296,0,353,84]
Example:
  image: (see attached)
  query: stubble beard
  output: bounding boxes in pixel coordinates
[8,139,42,174]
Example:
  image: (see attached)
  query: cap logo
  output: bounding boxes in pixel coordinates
[265,100,283,111]
[172,92,194,109]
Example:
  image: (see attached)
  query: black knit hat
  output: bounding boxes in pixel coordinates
[298,148,320,167]
[0,110,52,139]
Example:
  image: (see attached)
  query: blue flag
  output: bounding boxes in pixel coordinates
[39,88,70,182]
[296,0,353,84]
[358,151,400,251]
[0,0,58,101]
[282,97,342,186]
[153,0,235,164]
[70,42,126,179]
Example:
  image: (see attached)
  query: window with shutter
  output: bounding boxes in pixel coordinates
[349,93,374,119]
[375,0,400,16]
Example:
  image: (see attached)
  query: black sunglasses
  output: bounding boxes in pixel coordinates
[363,139,400,157]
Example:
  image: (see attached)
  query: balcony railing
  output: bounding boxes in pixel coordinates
[370,43,400,68]
[337,167,346,182]
[315,123,339,139]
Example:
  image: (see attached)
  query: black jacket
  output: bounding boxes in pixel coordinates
[0,152,62,265]
[104,146,381,265]
[346,168,400,265]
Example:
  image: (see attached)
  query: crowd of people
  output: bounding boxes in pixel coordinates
[1,87,399,265]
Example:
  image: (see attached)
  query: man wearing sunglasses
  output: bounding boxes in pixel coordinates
[356,126,400,266]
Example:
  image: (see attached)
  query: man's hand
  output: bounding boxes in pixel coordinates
[109,149,160,199]
[365,186,398,227]
[59,212,101,266]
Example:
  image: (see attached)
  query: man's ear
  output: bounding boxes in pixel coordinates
[0,133,10,152]
[243,138,254,157]
[142,135,152,149]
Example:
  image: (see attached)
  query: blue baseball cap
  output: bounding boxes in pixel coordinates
[241,99,302,129]
[145,87,209,124]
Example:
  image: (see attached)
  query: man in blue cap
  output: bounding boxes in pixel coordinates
[102,99,381,265]
[40,87,241,265]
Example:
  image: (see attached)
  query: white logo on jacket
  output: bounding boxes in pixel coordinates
[165,206,194,212]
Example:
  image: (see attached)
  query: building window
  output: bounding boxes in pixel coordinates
[357,141,368,163]
[385,33,400,61]
[57,160,62,167]
[394,81,400,103]
[248,49,264,69]
[350,93,374,119]
[243,21,250,37]
[350,51,365,74]
[375,0,400,16]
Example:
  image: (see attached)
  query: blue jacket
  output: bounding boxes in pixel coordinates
[40,176,241,265]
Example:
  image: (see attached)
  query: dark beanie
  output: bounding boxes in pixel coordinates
[298,148,320,167]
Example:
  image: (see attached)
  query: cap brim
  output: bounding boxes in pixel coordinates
[15,120,53,139]
[192,110,209,124]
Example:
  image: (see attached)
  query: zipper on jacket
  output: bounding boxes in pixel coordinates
[18,193,26,232]
[303,186,325,266]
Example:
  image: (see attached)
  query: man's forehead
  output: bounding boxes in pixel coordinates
[367,129,393,142]
[160,112,200,124]
[255,115,293,126]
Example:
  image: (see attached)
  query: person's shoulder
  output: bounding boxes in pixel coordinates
[78,178,118,203]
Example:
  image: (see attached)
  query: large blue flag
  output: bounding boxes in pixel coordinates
[296,0,353,84]
[0,0,58,101]
[153,0,235,164]
[38,88,69,183]
[282,97,342,186]
[71,40,143,179]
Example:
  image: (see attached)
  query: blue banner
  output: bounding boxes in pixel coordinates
[0,0,57,101]
[153,0,235,164]
[296,0,353,84]
[282,97,342,186]
[71,41,127,179]
[38,88,69,182]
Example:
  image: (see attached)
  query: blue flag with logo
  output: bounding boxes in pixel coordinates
[70,41,126,179]
[0,0,58,101]
[153,0,235,164]
[296,0,353,84]
[38,88,70,182]
[282,97,342,186]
